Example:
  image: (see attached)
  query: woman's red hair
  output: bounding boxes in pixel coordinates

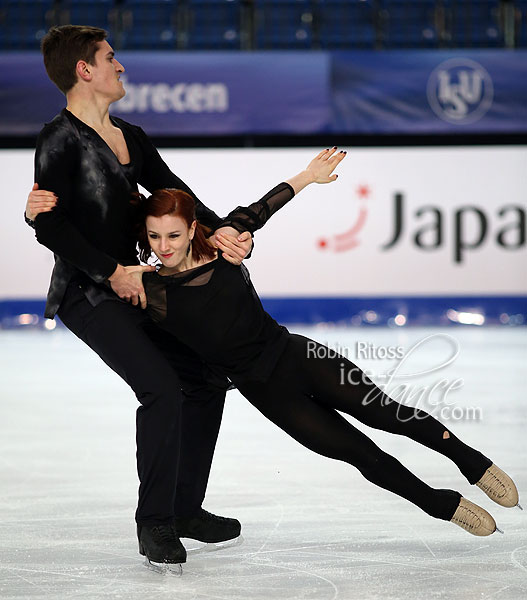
[131,189,216,264]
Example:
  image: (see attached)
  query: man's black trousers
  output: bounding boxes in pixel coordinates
[57,283,226,525]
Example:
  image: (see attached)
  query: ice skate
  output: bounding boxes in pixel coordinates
[173,508,242,546]
[450,497,500,536]
[137,523,186,576]
[476,463,522,509]
[187,534,245,556]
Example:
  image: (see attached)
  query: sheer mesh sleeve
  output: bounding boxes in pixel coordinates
[219,182,295,235]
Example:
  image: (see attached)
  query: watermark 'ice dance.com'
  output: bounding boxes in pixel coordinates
[307,334,482,422]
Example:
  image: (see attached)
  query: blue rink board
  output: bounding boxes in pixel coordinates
[1,296,525,328]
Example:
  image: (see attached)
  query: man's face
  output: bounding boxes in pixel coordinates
[88,40,125,102]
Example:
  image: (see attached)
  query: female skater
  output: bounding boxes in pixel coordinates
[31,148,520,538]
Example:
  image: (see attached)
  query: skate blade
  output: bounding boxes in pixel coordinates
[187,534,244,555]
[143,556,183,576]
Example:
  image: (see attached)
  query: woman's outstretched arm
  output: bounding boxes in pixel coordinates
[219,147,347,236]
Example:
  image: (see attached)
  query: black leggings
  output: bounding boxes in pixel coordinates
[236,334,492,521]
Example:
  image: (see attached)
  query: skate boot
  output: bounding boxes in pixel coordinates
[450,497,501,536]
[476,464,522,509]
[137,523,186,575]
[174,508,241,546]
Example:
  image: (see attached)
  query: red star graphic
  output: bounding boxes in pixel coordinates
[317,238,328,249]
[356,184,370,199]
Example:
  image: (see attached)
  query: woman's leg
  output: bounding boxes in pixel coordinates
[289,334,492,485]
[236,342,462,521]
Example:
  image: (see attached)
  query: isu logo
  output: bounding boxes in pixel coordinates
[426,58,493,124]
[317,184,370,252]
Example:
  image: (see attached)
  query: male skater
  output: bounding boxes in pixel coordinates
[24,25,252,573]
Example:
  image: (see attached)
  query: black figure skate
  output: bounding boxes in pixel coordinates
[174,508,243,553]
[138,523,186,576]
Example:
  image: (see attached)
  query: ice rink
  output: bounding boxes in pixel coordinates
[1,325,526,600]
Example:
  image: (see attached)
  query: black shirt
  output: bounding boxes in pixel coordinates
[143,182,295,385]
[32,108,223,318]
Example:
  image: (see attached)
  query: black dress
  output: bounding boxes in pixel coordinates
[144,181,493,523]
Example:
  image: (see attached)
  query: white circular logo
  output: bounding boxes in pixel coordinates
[427,58,494,125]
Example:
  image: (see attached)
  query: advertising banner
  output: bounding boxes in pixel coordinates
[0,52,331,136]
[331,50,527,134]
[1,50,526,136]
[5,146,526,301]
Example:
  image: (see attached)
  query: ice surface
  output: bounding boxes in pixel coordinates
[1,326,526,599]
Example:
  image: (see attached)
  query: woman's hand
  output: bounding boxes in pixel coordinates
[286,147,347,195]
[25,183,58,220]
[306,147,347,184]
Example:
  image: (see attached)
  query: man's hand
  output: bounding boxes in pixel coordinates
[212,227,253,265]
[108,264,156,309]
[26,183,58,220]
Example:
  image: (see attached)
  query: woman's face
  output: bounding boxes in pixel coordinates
[145,213,196,268]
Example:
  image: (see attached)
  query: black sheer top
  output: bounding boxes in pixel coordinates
[143,182,295,384]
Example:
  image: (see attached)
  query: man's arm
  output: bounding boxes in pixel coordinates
[32,128,118,283]
[134,124,253,263]
[134,125,223,231]
[29,127,154,308]
[26,180,253,269]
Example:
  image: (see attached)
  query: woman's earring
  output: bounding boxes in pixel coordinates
[186,241,191,256]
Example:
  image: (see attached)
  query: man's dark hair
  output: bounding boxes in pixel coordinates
[41,25,108,94]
